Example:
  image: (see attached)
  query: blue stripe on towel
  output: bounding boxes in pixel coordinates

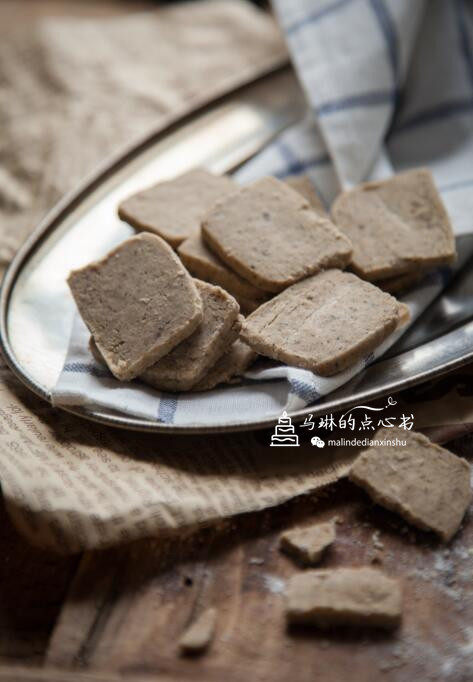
[64,362,110,379]
[315,89,396,116]
[274,141,330,178]
[369,0,400,84]
[157,393,178,423]
[289,379,321,404]
[286,0,353,36]
[392,97,473,134]
[441,177,473,193]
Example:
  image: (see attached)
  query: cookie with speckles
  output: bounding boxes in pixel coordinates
[90,280,241,391]
[349,427,471,542]
[178,233,268,310]
[179,608,217,654]
[285,568,402,629]
[280,520,336,566]
[202,177,352,293]
[285,174,327,216]
[377,270,427,294]
[118,168,236,248]
[68,233,203,381]
[191,339,257,392]
[240,269,406,376]
[332,168,456,281]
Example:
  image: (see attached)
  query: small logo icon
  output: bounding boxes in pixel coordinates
[270,410,299,447]
[311,435,325,448]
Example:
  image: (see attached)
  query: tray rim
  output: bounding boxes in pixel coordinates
[2,60,473,434]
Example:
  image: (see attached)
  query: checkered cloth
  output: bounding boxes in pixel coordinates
[53,0,473,427]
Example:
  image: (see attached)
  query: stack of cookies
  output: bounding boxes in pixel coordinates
[67,166,455,393]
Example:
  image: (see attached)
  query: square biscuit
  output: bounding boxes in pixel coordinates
[141,283,242,392]
[178,233,267,305]
[285,568,402,629]
[118,168,236,248]
[90,283,242,391]
[202,177,352,293]
[332,168,456,281]
[241,269,405,376]
[377,270,426,294]
[68,233,203,380]
[349,427,471,542]
[178,174,324,305]
[191,339,257,392]
[285,174,327,216]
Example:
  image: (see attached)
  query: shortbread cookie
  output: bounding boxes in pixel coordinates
[285,174,327,216]
[241,269,404,376]
[191,339,257,392]
[332,168,456,281]
[118,168,236,247]
[179,608,217,654]
[280,520,336,566]
[378,270,426,294]
[202,177,352,293]
[236,296,263,315]
[349,427,471,542]
[90,284,241,391]
[142,307,243,393]
[285,568,402,629]
[68,234,202,380]
[178,233,267,304]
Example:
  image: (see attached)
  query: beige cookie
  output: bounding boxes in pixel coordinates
[349,427,471,542]
[377,270,426,294]
[178,233,267,305]
[285,174,327,216]
[141,307,243,393]
[241,269,405,376]
[191,339,257,392]
[118,168,236,248]
[285,568,402,629]
[202,177,352,293]
[332,168,456,281]
[280,520,336,566]
[90,283,241,392]
[179,607,217,654]
[68,233,202,381]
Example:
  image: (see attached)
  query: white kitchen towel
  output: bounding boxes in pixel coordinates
[53,0,473,426]
[238,0,473,231]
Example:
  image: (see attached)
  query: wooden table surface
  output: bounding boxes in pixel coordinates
[1,2,473,682]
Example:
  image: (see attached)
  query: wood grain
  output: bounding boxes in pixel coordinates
[0,504,78,666]
[46,479,473,682]
[0,664,206,682]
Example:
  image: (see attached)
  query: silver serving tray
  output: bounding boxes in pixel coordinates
[2,64,473,434]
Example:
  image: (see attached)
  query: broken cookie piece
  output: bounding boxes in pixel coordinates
[118,168,236,247]
[68,233,203,381]
[202,177,352,293]
[332,168,456,281]
[178,233,268,311]
[191,339,257,392]
[280,520,336,565]
[241,269,405,376]
[179,607,217,655]
[285,174,327,216]
[285,568,402,629]
[349,427,471,542]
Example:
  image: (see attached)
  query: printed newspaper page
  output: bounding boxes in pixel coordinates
[0,361,355,552]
